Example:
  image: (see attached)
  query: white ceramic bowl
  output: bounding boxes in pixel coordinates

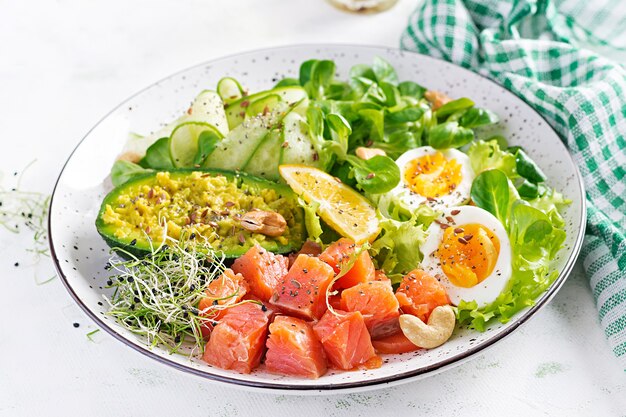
[48,45,585,394]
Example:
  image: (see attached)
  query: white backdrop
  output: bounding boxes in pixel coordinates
[0,1,624,416]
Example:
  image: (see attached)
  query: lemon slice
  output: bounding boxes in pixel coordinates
[279,164,380,243]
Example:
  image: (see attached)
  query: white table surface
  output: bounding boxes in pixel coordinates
[1,0,624,415]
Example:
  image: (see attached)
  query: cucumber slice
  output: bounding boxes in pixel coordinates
[217,77,245,104]
[246,94,281,118]
[279,112,324,168]
[225,86,308,129]
[241,129,282,181]
[170,121,223,167]
[203,107,285,171]
[188,90,229,136]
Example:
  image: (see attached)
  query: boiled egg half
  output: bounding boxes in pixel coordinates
[390,146,475,210]
[420,206,512,307]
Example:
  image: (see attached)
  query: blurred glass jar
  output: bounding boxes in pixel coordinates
[327,0,399,13]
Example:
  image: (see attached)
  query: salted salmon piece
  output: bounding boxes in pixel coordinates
[265,315,327,379]
[232,244,289,302]
[373,270,391,282]
[395,269,450,322]
[202,302,269,373]
[328,292,343,310]
[198,268,249,338]
[372,332,420,354]
[269,254,335,320]
[288,240,323,267]
[319,238,375,289]
[341,281,400,339]
[313,310,377,370]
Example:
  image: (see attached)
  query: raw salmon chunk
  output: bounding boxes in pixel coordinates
[288,240,323,267]
[202,302,269,373]
[395,269,450,322]
[232,244,289,302]
[341,280,400,339]
[198,268,249,337]
[319,238,375,289]
[313,310,377,370]
[372,332,420,354]
[269,254,335,320]
[265,316,327,379]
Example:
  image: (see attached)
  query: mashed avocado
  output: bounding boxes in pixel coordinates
[96,170,306,257]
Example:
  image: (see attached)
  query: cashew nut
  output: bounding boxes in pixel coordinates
[424,90,452,111]
[240,209,286,237]
[399,305,456,349]
[355,147,386,160]
[116,151,142,164]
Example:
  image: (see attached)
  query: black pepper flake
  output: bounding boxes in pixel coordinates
[174,335,181,344]
[261,304,268,312]
[130,239,137,246]
[14,262,19,267]
[73,322,80,328]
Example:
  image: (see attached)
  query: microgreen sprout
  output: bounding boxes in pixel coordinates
[0,186,50,259]
[104,233,230,356]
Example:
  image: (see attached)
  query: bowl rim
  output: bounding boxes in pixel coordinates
[48,43,587,392]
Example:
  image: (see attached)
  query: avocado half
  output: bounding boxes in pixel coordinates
[96,169,306,258]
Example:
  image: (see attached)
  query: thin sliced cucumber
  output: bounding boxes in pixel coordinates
[203,106,285,171]
[241,129,282,181]
[188,90,229,136]
[170,121,223,167]
[217,77,245,104]
[246,94,281,118]
[225,86,308,129]
[279,112,324,169]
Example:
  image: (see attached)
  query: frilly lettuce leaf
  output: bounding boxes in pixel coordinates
[467,139,517,177]
[369,215,428,284]
[456,202,567,330]
[297,198,323,242]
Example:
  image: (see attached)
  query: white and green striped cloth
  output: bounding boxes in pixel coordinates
[401,0,626,367]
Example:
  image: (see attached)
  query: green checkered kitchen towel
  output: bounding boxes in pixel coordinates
[401,0,626,366]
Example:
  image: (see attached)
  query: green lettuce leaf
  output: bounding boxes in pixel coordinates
[456,202,567,330]
[369,215,428,284]
[467,139,517,177]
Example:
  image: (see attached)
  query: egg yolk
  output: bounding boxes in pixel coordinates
[404,152,462,198]
[437,223,500,288]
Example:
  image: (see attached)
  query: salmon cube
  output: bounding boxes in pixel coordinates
[395,269,450,322]
[202,303,269,373]
[232,244,288,302]
[265,316,327,379]
[341,280,401,339]
[198,268,249,338]
[288,240,323,267]
[269,254,335,320]
[319,238,375,289]
[372,332,420,354]
[313,310,377,370]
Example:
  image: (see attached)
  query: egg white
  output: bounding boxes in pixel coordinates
[420,206,512,307]
[389,146,475,211]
